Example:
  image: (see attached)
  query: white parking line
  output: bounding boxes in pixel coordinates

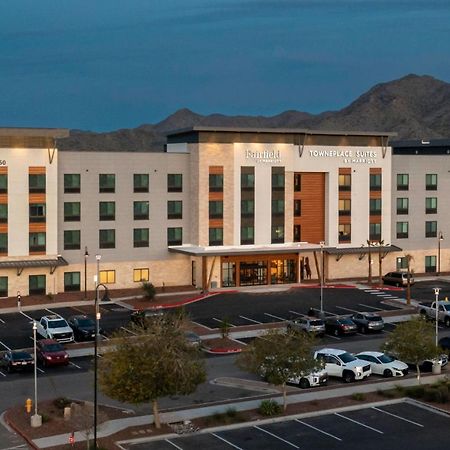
[120,326,137,335]
[334,412,384,433]
[20,311,34,321]
[212,433,244,449]
[364,289,381,293]
[212,318,236,327]
[46,308,58,315]
[264,312,286,321]
[101,334,110,341]
[165,439,183,450]
[0,317,5,324]
[69,361,82,369]
[335,306,360,313]
[0,340,11,351]
[325,334,341,340]
[295,419,342,441]
[323,310,337,316]
[289,310,305,317]
[372,407,424,427]
[254,425,300,448]
[191,321,213,331]
[0,370,6,377]
[239,315,262,324]
[358,304,384,311]
[37,367,45,374]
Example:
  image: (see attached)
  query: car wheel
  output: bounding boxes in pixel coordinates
[299,378,310,389]
[343,371,355,383]
[445,317,450,328]
[383,369,393,378]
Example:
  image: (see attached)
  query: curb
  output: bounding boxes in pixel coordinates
[203,347,243,355]
[3,410,38,450]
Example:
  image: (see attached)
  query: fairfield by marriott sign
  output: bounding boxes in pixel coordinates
[245,148,281,163]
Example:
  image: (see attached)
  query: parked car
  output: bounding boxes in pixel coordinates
[355,351,408,377]
[382,271,414,287]
[286,317,325,336]
[0,351,34,373]
[36,339,69,367]
[413,355,448,372]
[130,309,164,327]
[351,313,384,333]
[419,300,450,328]
[439,336,450,355]
[314,348,371,383]
[67,315,98,341]
[184,331,202,347]
[35,315,74,343]
[324,317,357,336]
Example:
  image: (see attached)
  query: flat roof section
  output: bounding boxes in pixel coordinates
[0,127,69,149]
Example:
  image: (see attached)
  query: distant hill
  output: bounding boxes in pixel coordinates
[58,74,450,152]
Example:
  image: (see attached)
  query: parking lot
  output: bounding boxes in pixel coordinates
[123,401,450,450]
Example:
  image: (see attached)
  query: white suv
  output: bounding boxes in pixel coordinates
[314,348,371,383]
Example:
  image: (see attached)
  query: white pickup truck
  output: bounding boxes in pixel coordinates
[36,315,74,343]
[419,300,450,327]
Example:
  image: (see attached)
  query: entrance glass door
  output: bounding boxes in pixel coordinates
[239,261,267,286]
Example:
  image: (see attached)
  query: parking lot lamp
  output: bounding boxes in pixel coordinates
[320,241,325,314]
[84,246,89,299]
[30,321,42,428]
[94,253,101,449]
[433,287,440,347]
[437,232,444,276]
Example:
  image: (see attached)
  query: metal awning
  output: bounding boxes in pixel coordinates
[325,245,402,255]
[0,256,69,275]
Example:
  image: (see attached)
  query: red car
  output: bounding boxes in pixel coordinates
[36,339,69,367]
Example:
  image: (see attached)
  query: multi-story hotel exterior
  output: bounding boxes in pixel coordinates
[0,126,447,297]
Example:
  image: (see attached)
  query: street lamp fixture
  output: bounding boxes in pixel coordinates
[437,232,444,276]
[433,287,440,347]
[319,241,325,315]
[31,321,42,428]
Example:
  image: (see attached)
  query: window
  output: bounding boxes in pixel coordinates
[338,199,351,216]
[272,172,285,190]
[29,232,46,252]
[397,174,409,191]
[167,227,182,246]
[425,255,436,273]
[293,224,301,242]
[99,229,115,249]
[426,197,437,214]
[338,174,351,191]
[241,226,254,245]
[271,225,284,244]
[0,276,7,297]
[396,222,408,239]
[29,275,46,295]
[209,200,223,219]
[0,204,7,223]
[241,171,254,190]
[99,174,115,193]
[64,174,80,193]
[396,257,408,271]
[240,200,253,218]
[64,202,81,222]
[29,174,45,193]
[99,270,115,284]
[369,223,382,241]
[29,204,46,223]
[272,199,284,216]
[209,227,223,246]
[396,198,409,215]
[426,174,438,190]
[294,200,301,217]
[338,224,351,242]
[425,221,437,238]
[168,201,183,219]
[64,230,80,250]
[133,268,149,282]
[133,228,149,247]
[370,173,382,191]
[99,201,115,221]
[369,198,382,215]
[168,174,182,192]
[134,201,149,220]
[209,173,223,192]
[133,174,149,193]
[0,233,7,253]
[64,272,80,292]
[0,174,7,193]
[294,173,301,192]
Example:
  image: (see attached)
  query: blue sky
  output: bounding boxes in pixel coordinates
[1,0,449,131]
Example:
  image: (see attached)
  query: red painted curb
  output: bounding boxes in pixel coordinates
[293,284,356,289]
[4,411,38,450]
[203,347,242,354]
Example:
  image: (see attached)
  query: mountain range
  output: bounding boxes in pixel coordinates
[58,74,450,152]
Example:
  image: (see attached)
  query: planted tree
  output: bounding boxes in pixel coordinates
[98,316,206,428]
[382,315,440,383]
[236,329,321,411]
[141,281,156,301]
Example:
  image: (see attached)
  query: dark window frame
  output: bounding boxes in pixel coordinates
[133,174,149,193]
[64,174,81,193]
[99,174,115,193]
[64,230,81,250]
[99,229,116,249]
[168,174,183,193]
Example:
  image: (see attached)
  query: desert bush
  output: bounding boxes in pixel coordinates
[258,399,282,416]
[53,397,71,410]
[351,392,366,401]
[142,282,156,300]
[405,385,425,399]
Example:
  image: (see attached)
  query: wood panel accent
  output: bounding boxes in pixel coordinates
[339,168,352,175]
[208,219,223,228]
[369,217,382,224]
[0,194,7,203]
[221,253,298,263]
[209,166,224,174]
[29,194,46,203]
[369,191,382,199]
[28,166,46,174]
[339,215,351,225]
[370,168,382,174]
[29,223,46,232]
[0,224,7,233]
[30,251,46,256]
[339,191,351,200]
[208,192,224,201]
[294,172,325,243]
[0,167,7,174]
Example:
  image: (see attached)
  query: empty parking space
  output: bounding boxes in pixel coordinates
[124,401,450,450]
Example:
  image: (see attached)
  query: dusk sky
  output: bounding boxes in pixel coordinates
[1,0,449,131]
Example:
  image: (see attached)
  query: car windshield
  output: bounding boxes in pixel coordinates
[378,354,395,363]
[48,320,68,328]
[12,352,32,360]
[76,318,95,327]
[340,319,354,325]
[339,352,357,363]
[443,304,450,312]
[310,320,324,326]
[42,343,64,352]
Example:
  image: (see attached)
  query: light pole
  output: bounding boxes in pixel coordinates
[437,232,444,276]
[320,241,325,315]
[433,287,440,347]
[84,246,89,300]
[94,254,101,450]
[367,240,373,284]
[31,321,41,427]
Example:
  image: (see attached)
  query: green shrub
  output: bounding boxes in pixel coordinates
[423,387,441,403]
[220,318,231,338]
[225,408,237,418]
[41,413,51,424]
[53,397,71,410]
[376,388,396,398]
[142,282,156,301]
[258,399,282,416]
[204,409,243,426]
[351,392,366,401]
[438,385,449,403]
[405,385,425,399]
